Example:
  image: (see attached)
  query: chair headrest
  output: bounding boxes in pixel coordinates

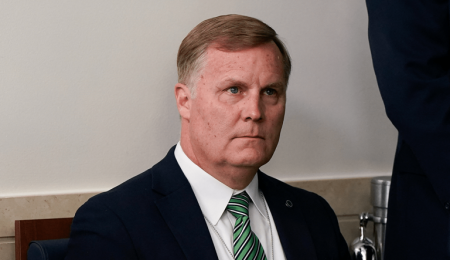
[27,238,70,260]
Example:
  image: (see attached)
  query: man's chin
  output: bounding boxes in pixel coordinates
[227,150,271,168]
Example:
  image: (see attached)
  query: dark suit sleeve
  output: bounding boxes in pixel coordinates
[366,0,450,205]
[65,197,138,260]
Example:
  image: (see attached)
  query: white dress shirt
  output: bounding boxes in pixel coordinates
[174,142,286,260]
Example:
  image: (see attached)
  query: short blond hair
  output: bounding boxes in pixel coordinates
[177,14,291,95]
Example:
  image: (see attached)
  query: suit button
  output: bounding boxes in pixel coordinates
[445,202,450,210]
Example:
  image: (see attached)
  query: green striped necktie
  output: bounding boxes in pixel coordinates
[226,191,267,260]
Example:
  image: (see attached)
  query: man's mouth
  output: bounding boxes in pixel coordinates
[236,135,264,139]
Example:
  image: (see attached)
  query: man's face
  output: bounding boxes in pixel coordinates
[187,41,286,171]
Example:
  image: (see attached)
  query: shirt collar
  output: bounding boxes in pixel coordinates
[174,142,267,225]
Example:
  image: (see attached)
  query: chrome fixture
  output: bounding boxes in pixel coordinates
[350,176,391,260]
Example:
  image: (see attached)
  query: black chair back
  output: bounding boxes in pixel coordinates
[27,239,69,260]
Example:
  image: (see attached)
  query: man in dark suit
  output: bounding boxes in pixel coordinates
[65,14,350,260]
[366,1,450,259]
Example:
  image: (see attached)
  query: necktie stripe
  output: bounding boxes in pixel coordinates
[228,208,248,216]
[252,243,261,260]
[228,203,249,209]
[226,191,267,260]
[231,197,249,203]
[234,221,244,232]
[235,232,253,259]
[228,203,248,210]
[233,220,250,245]
[242,237,256,260]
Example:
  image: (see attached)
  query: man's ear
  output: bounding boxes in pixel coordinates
[175,83,191,120]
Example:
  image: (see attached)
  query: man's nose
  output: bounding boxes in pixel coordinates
[242,93,263,122]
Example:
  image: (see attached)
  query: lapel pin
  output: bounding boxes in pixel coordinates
[285,200,293,208]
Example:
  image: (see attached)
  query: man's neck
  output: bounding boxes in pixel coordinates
[202,165,256,190]
[178,141,257,190]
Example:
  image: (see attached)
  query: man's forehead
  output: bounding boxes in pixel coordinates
[204,42,283,69]
[207,40,281,56]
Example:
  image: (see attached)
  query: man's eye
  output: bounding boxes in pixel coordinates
[228,87,239,94]
[264,88,276,95]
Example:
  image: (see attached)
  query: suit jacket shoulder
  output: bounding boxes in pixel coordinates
[259,172,350,260]
[66,146,216,260]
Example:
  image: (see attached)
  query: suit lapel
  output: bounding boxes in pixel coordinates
[152,146,218,260]
[259,172,318,260]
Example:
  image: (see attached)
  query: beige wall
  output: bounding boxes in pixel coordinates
[1,1,396,198]
[0,177,377,260]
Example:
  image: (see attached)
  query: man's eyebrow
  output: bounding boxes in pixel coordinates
[220,79,286,89]
[221,78,247,86]
[266,82,286,89]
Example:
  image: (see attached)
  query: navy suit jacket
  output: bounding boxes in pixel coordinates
[366,0,450,258]
[65,146,350,259]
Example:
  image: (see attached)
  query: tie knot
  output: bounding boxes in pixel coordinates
[226,191,250,219]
